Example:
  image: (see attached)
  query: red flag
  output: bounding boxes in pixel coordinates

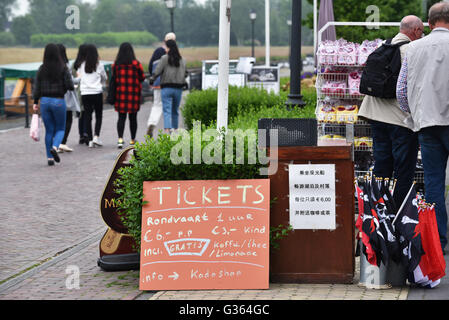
[418,206,446,282]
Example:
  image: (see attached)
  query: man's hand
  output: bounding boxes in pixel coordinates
[33,104,39,112]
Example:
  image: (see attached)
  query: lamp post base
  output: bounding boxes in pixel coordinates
[285,94,306,109]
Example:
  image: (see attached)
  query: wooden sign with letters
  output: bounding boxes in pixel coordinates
[139,179,270,290]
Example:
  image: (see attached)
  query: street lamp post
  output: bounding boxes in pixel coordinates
[285,0,306,109]
[249,10,257,58]
[287,19,292,66]
[165,0,176,33]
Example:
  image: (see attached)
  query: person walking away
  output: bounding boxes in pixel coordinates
[150,39,187,133]
[146,32,176,138]
[396,2,449,255]
[57,44,80,153]
[73,44,88,145]
[112,43,146,148]
[78,44,107,148]
[32,43,74,166]
[358,15,424,207]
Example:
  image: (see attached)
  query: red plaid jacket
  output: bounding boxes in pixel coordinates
[113,60,145,113]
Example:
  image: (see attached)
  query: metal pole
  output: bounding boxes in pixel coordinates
[217,0,231,131]
[24,94,30,128]
[288,23,291,66]
[170,9,174,33]
[251,19,255,57]
[0,72,4,117]
[285,0,305,109]
[313,0,317,61]
[265,0,270,67]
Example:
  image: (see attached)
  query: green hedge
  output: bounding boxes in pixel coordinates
[30,31,158,48]
[115,85,317,249]
[229,102,316,132]
[182,86,288,130]
[115,98,317,248]
[0,32,16,46]
[115,128,264,248]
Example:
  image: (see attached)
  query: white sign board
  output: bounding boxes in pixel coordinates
[246,66,280,94]
[288,164,336,230]
[202,60,246,90]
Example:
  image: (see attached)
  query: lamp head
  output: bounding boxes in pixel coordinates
[249,9,257,21]
[165,0,176,9]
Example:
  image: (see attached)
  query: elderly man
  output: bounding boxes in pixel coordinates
[358,15,424,207]
[397,2,449,254]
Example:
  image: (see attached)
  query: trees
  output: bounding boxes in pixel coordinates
[0,0,16,31]
[11,14,37,45]
[140,1,169,41]
[91,0,145,33]
[7,0,316,47]
[28,0,74,34]
[306,0,423,43]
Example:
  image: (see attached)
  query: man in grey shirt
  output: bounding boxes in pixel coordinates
[397,2,449,254]
[358,15,424,208]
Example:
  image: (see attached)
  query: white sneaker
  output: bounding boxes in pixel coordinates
[93,136,103,146]
[117,138,124,149]
[88,141,94,148]
[59,144,73,152]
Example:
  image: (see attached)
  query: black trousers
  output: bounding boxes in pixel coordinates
[82,93,103,141]
[117,112,138,140]
[61,111,72,144]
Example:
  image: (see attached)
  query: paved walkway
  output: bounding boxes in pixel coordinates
[0,94,448,300]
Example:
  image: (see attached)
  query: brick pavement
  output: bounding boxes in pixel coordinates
[0,100,157,287]
[0,230,144,300]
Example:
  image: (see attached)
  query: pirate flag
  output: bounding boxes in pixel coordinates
[356,179,389,267]
[393,183,424,273]
[355,180,378,265]
[372,177,401,263]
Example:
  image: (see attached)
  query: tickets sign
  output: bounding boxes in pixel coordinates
[139,179,270,290]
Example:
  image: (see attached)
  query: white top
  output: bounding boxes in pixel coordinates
[406,28,449,132]
[78,61,107,95]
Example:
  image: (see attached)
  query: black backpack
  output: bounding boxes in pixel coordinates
[359,39,410,99]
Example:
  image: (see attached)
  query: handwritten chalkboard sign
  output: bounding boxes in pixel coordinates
[139,179,270,291]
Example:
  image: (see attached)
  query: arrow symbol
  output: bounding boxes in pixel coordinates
[168,272,179,280]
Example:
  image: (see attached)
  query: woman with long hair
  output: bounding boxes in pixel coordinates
[57,43,80,153]
[150,39,187,133]
[33,43,74,166]
[77,44,107,148]
[73,43,88,145]
[112,42,146,148]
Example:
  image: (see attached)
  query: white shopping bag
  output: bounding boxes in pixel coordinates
[29,113,41,142]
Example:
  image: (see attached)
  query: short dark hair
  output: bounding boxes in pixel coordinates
[429,2,449,25]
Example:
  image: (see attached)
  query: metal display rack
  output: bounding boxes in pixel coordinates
[315,46,373,155]
[315,38,425,214]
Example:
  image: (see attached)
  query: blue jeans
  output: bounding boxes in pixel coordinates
[40,97,66,159]
[419,126,449,251]
[370,120,419,207]
[161,87,182,129]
